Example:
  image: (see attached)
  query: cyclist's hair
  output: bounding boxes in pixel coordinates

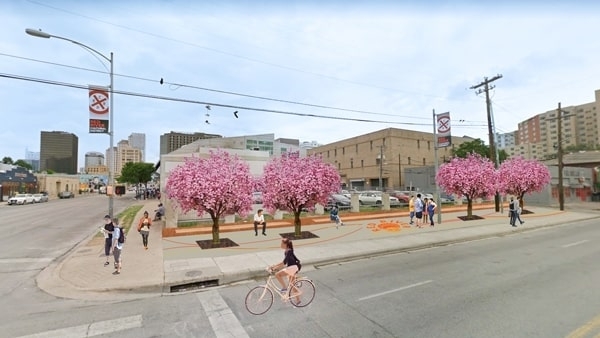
[281,237,294,250]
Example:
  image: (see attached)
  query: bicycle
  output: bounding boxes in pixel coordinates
[245,267,316,315]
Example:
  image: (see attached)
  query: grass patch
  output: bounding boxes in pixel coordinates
[95,204,143,237]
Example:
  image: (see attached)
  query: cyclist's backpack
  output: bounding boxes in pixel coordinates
[118,227,126,244]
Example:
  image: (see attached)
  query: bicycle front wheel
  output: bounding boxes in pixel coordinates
[245,286,274,315]
[289,278,315,308]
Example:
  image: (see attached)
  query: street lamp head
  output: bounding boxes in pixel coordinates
[25,28,51,39]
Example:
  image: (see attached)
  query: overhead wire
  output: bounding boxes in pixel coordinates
[0,52,488,125]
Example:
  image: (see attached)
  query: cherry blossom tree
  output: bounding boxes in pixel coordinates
[436,153,497,219]
[497,156,551,208]
[165,150,255,244]
[261,153,341,237]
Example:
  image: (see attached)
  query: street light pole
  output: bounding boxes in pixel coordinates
[26,28,115,217]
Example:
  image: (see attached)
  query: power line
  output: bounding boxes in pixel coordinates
[2,72,491,127]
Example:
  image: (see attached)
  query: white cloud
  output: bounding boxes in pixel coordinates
[1,1,599,167]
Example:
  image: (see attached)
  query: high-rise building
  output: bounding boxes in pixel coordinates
[115,140,143,177]
[85,151,105,167]
[24,148,40,171]
[40,131,78,174]
[160,131,222,155]
[128,133,146,162]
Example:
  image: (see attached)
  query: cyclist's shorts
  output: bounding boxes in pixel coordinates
[282,265,299,275]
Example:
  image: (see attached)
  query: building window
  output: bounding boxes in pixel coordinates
[355,144,358,153]
[408,157,411,165]
[370,141,373,150]
[327,150,330,158]
[428,141,431,150]
[342,147,345,155]
[350,159,354,168]
[423,158,426,165]
[361,160,364,167]
[338,163,341,170]
[417,140,420,149]
[383,137,386,146]
[334,149,337,156]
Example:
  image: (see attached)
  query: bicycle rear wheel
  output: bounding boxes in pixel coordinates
[245,286,274,315]
[289,278,315,308]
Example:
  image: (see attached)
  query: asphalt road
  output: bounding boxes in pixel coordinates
[2,198,600,337]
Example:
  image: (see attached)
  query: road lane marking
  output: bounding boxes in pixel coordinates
[566,312,600,338]
[197,290,249,338]
[0,258,53,264]
[16,314,142,338]
[358,280,433,301]
[562,240,589,248]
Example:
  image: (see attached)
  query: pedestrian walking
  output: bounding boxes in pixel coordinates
[112,218,124,275]
[101,215,114,266]
[137,211,152,250]
[414,193,424,228]
[427,198,437,226]
[330,205,344,229]
[515,196,525,225]
[254,209,267,236]
[408,195,415,225]
[509,197,519,227]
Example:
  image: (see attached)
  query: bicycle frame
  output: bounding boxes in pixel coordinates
[263,273,301,301]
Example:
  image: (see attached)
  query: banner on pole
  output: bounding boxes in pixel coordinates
[88,86,110,134]
[436,112,451,148]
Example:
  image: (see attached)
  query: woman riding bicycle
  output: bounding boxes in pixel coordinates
[269,237,301,291]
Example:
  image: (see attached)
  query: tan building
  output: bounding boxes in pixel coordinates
[85,165,109,176]
[307,128,474,191]
[115,140,143,177]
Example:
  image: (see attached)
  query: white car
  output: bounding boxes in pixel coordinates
[358,192,401,207]
[32,193,49,203]
[8,193,35,205]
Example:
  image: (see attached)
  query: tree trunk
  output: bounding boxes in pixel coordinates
[467,198,473,219]
[519,193,525,209]
[294,211,302,238]
[211,216,220,244]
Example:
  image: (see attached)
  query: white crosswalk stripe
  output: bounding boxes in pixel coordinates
[197,290,249,338]
[16,314,143,338]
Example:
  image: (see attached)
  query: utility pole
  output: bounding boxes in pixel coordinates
[471,74,503,212]
[379,145,384,191]
[557,102,565,211]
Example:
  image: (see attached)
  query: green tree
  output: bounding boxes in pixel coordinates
[2,157,14,164]
[117,162,156,192]
[13,159,33,170]
[452,138,508,163]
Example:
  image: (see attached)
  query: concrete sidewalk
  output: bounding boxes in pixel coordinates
[37,201,600,301]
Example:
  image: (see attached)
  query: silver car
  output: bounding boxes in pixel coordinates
[32,193,49,203]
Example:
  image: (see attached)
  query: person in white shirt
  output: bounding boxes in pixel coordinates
[254,209,267,236]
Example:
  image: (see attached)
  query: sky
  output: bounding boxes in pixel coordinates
[2,0,600,169]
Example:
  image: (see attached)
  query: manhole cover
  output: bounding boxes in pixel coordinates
[185,270,203,278]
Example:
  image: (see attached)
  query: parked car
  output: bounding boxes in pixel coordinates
[32,193,49,203]
[358,192,401,207]
[8,193,35,205]
[325,194,352,211]
[340,189,358,199]
[388,191,410,204]
[58,191,75,199]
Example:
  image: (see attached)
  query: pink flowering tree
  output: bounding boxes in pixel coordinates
[497,156,551,209]
[261,153,341,237]
[165,150,255,244]
[436,153,497,219]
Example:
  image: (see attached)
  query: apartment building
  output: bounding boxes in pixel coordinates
[115,140,143,177]
[307,128,474,191]
[503,89,600,160]
[160,131,222,155]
